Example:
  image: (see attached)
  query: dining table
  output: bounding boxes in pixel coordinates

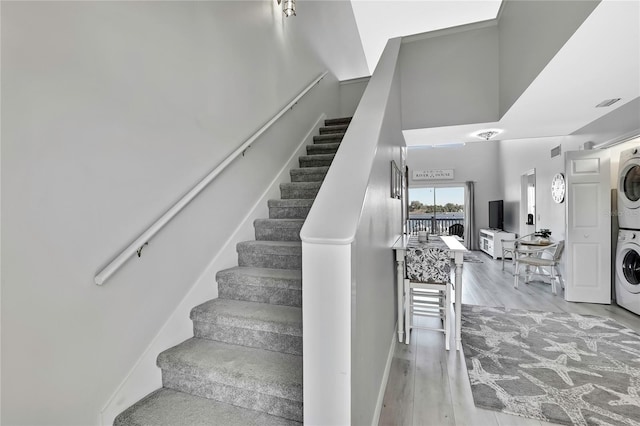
[392,234,468,351]
[519,239,552,247]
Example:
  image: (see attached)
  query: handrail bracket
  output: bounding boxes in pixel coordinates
[137,242,149,258]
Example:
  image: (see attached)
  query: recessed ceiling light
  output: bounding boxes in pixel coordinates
[474,129,502,141]
[596,98,621,108]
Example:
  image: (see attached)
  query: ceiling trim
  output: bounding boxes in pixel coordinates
[401,18,497,44]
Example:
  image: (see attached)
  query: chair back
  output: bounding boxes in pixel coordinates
[406,247,451,283]
[449,223,464,238]
[553,240,565,262]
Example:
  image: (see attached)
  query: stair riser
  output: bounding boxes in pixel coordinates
[299,157,333,168]
[319,126,348,134]
[255,226,301,242]
[218,283,301,307]
[162,370,302,422]
[290,171,327,183]
[238,252,301,270]
[268,206,311,219]
[280,186,320,200]
[306,144,339,155]
[313,134,344,144]
[193,322,302,355]
[325,118,351,126]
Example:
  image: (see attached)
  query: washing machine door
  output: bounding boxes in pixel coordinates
[618,157,640,209]
[616,242,640,294]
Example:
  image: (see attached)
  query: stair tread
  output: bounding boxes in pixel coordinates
[309,142,340,149]
[114,388,299,426]
[157,338,302,401]
[217,266,301,287]
[191,299,301,335]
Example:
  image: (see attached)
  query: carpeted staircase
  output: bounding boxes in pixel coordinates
[114,117,351,426]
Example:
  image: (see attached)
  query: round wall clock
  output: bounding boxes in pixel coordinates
[551,173,566,203]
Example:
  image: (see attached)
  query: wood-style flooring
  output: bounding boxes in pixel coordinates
[378,251,640,426]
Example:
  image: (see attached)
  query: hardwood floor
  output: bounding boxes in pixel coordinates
[378,251,640,426]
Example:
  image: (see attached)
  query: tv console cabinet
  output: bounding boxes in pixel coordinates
[479,229,515,259]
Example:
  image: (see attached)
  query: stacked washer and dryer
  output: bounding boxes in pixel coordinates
[616,147,640,315]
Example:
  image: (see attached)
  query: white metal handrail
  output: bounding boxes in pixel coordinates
[94,70,328,285]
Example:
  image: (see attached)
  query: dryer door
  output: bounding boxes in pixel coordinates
[618,158,640,210]
[616,242,640,294]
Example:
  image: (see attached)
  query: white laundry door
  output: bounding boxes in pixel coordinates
[565,150,611,303]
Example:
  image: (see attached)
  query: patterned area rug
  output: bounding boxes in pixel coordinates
[461,304,640,426]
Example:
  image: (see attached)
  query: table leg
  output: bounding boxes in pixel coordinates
[454,254,464,351]
[396,257,405,343]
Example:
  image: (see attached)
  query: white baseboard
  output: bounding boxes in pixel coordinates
[372,325,398,426]
[99,114,326,426]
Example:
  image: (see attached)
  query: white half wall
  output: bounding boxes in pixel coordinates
[301,37,404,426]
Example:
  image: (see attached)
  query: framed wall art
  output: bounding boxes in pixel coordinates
[390,161,402,199]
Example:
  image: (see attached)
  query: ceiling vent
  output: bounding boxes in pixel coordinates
[596,98,621,108]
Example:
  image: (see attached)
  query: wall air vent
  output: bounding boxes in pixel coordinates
[551,145,561,158]
[596,98,621,108]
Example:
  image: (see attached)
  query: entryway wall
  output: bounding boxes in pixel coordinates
[498,102,640,244]
[406,140,501,234]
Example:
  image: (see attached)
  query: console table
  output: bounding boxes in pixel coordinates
[479,228,515,259]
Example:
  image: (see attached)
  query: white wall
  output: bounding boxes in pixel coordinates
[406,141,501,246]
[498,96,640,241]
[496,100,640,284]
[1,2,367,424]
[497,137,575,240]
[399,24,499,130]
[498,0,600,117]
[339,76,370,118]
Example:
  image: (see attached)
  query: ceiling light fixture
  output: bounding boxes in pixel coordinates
[474,129,502,141]
[277,0,296,17]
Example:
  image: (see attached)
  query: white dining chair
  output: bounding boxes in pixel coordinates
[513,241,565,295]
[404,247,451,349]
[501,232,537,273]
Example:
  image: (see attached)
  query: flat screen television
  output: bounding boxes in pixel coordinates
[489,200,504,230]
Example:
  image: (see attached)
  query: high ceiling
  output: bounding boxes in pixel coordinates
[351,0,502,74]
[349,0,640,147]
